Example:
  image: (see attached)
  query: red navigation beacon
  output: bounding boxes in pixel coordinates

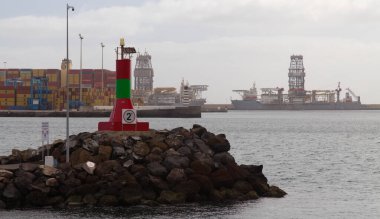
[98,38,149,131]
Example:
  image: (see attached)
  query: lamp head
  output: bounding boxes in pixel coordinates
[67,5,74,11]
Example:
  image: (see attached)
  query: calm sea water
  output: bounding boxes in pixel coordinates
[1,111,380,218]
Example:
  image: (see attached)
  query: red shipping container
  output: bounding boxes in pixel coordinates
[0,94,14,98]
[0,86,15,90]
[93,82,103,88]
[18,90,31,94]
[93,72,102,77]
[46,71,59,74]
[82,72,94,78]
[82,84,93,88]
[69,84,79,88]
[69,70,80,75]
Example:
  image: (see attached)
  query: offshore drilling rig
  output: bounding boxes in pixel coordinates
[288,55,306,104]
[133,52,154,105]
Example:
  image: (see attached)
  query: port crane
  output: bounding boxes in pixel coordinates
[335,82,342,102]
[346,88,361,103]
[27,77,50,110]
[233,83,258,100]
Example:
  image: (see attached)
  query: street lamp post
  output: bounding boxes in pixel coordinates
[66,4,74,164]
[101,42,105,90]
[79,34,83,108]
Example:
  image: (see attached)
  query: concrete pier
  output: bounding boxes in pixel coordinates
[0,106,201,118]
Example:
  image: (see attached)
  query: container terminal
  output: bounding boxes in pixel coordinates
[0,52,208,116]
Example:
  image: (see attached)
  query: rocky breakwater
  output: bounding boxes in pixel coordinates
[0,125,286,209]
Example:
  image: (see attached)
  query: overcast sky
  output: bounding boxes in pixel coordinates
[1,0,380,104]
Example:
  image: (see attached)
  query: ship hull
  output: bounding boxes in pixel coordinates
[231,100,367,110]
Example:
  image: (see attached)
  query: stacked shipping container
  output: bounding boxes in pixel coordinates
[0,68,116,110]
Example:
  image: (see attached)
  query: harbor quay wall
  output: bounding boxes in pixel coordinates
[0,106,201,118]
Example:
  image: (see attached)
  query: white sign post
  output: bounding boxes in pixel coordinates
[42,122,49,143]
[122,109,137,124]
[42,122,54,166]
[41,122,50,162]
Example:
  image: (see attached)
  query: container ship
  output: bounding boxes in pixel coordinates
[231,55,373,110]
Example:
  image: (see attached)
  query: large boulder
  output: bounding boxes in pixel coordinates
[25,191,47,206]
[173,180,200,197]
[66,195,83,207]
[226,162,250,180]
[82,138,99,153]
[98,145,112,161]
[98,195,119,206]
[3,183,21,199]
[147,162,167,177]
[145,153,163,163]
[233,180,253,194]
[206,134,230,153]
[95,160,120,176]
[20,163,39,172]
[133,142,150,157]
[190,174,214,194]
[164,135,183,150]
[166,168,187,184]
[177,146,192,156]
[148,138,168,151]
[42,166,60,177]
[149,175,169,190]
[0,169,13,178]
[46,178,59,187]
[193,139,213,156]
[190,124,207,137]
[12,148,39,162]
[191,160,212,175]
[70,148,92,166]
[162,155,189,170]
[120,187,143,205]
[193,152,214,167]
[210,168,235,188]
[14,171,35,192]
[157,190,186,204]
[0,200,5,209]
[264,185,287,198]
[83,194,97,205]
[214,152,235,165]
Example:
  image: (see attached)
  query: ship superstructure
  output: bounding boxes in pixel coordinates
[180,79,208,106]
